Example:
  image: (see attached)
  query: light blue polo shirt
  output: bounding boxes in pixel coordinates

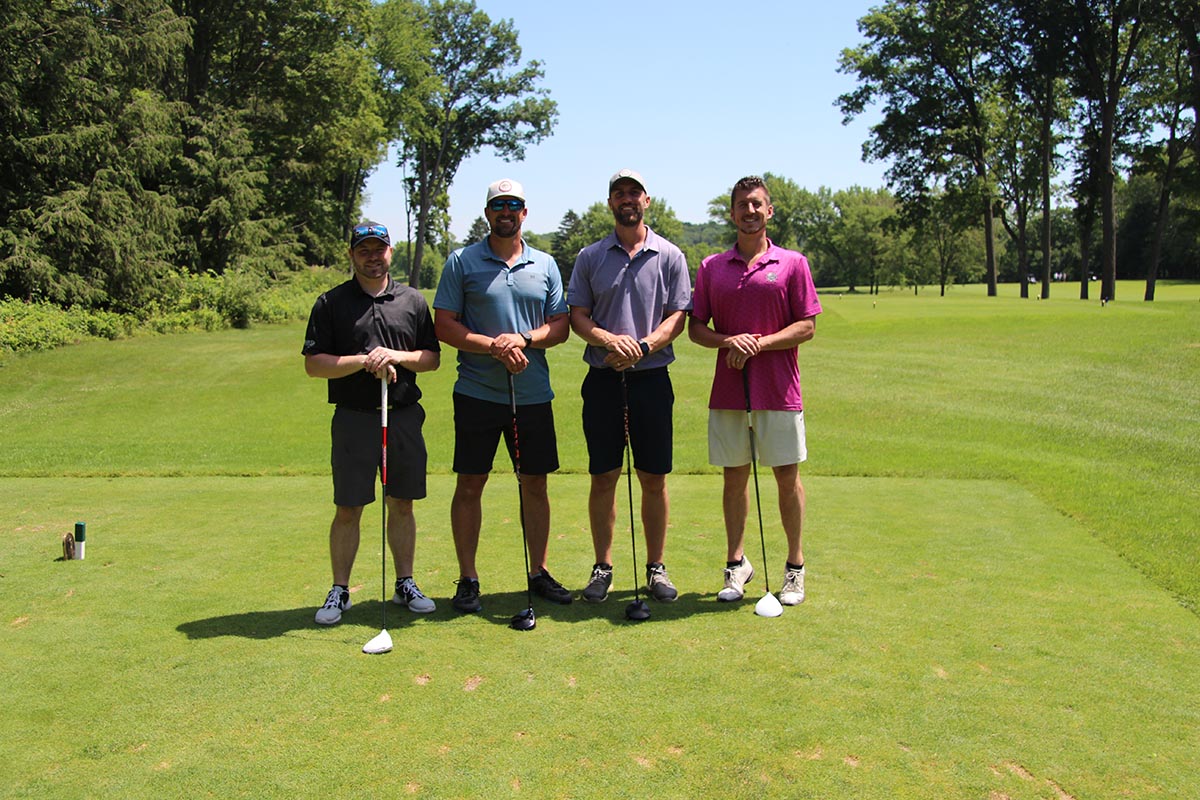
[567,226,692,370]
[434,238,567,405]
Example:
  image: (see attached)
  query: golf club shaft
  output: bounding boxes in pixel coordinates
[742,367,771,594]
[507,372,534,609]
[380,376,389,632]
[621,372,642,604]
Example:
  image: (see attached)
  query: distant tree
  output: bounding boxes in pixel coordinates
[376,0,557,287]
[992,91,1043,297]
[550,209,581,284]
[464,216,490,245]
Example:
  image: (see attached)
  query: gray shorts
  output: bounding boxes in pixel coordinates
[708,409,807,468]
[331,404,427,506]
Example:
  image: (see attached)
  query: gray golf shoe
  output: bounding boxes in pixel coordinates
[315,585,351,625]
[393,577,436,613]
[645,562,678,602]
[717,557,754,602]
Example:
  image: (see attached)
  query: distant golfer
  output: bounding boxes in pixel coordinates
[688,176,822,606]
[567,169,691,604]
[302,221,441,625]
[433,179,574,613]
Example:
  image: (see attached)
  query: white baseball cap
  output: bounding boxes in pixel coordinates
[608,169,646,193]
[486,178,525,203]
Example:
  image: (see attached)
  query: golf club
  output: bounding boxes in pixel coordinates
[743,367,783,618]
[363,375,395,654]
[621,373,650,622]
[507,372,536,631]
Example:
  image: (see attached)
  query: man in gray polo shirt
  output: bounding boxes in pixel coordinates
[567,169,692,605]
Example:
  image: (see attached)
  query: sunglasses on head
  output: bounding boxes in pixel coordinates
[352,224,389,239]
[488,198,525,212]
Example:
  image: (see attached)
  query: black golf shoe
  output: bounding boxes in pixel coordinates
[452,577,482,612]
[582,564,613,603]
[529,570,573,604]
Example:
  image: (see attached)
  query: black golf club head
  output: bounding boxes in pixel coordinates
[510,607,536,631]
[625,599,651,621]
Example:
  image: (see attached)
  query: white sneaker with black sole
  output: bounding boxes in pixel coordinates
[392,577,436,613]
[315,585,350,625]
[717,557,754,602]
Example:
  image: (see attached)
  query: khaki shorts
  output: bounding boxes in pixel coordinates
[708,409,807,468]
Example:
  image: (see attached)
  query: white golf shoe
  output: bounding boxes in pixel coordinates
[717,557,754,602]
[780,566,806,605]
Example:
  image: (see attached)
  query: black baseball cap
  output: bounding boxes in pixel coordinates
[350,221,390,248]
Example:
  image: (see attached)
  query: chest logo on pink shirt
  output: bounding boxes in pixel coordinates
[767,272,778,282]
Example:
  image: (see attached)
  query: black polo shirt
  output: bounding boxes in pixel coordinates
[302,276,439,409]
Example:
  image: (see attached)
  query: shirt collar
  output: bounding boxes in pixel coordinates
[604,225,660,256]
[728,238,778,267]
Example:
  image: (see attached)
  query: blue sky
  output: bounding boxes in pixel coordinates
[363,0,886,239]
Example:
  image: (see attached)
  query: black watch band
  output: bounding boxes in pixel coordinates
[521,332,533,348]
[638,340,651,357]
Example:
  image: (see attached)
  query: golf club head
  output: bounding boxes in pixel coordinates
[362,629,393,654]
[510,607,536,631]
[625,599,651,621]
[755,592,783,618]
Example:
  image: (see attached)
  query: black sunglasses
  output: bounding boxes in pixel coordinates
[488,199,525,212]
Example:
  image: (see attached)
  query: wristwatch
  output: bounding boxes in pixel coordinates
[638,340,651,357]
[521,332,533,348]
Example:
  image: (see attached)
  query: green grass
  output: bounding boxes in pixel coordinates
[2,280,1198,798]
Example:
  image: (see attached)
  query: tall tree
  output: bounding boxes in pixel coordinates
[376,0,557,287]
[173,0,387,272]
[1061,0,1153,302]
[1004,0,1074,300]
[0,0,190,309]
[838,0,1003,295]
[1128,13,1195,300]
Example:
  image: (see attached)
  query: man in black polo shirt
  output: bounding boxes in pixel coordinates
[302,221,441,625]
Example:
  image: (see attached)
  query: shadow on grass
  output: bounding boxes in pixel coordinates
[177,590,744,639]
[176,600,429,640]
[469,589,745,628]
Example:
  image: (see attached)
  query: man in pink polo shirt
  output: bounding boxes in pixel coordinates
[688,176,823,606]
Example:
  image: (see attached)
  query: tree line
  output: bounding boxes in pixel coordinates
[3,0,1195,321]
[837,0,1199,301]
[0,0,554,315]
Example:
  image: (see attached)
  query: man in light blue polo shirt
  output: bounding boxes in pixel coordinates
[568,169,692,606]
[433,178,573,613]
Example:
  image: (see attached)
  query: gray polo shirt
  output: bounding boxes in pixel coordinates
[567,226,692,370]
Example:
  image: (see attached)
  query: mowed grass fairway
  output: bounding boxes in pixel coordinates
[3,281,1198,799]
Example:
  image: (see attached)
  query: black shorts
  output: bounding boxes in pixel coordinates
[581,367,674,475]
[331,404,427,505]
[452,392,559,475]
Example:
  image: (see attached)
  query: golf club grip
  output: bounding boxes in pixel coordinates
[742,365,752,414]
[380,376,388,486]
